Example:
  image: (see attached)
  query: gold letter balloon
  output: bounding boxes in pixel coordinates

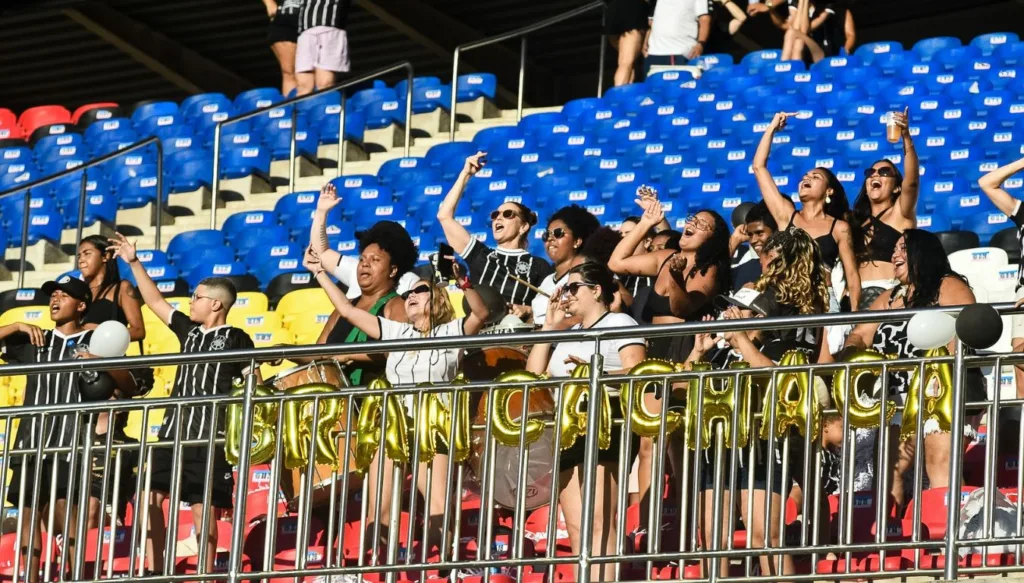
[415,375,471,463]
[760,350,820,440]
[831,350,897,429]
[900,346,955,442]
[621,359,685,438]
[489,371,549,448]
[225,385,278,466]
[558,363,612,451]
[355,377,410,470]
[686,361,752,450]
[282,384,344,470]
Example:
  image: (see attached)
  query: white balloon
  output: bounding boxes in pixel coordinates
[906,311,956,350]
[90,321,131,357]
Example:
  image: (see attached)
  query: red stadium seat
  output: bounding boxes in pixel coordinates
[243,515,326,582]
[906,486,979,540]
[174,521,245,575]
[82,526,136,578]
[71,102,120,125]
[18,105,71,135]
[0,109,21,141]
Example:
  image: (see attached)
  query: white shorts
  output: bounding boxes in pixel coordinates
[296,26,350,73]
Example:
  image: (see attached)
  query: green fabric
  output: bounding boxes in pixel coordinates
[345,291,397,386]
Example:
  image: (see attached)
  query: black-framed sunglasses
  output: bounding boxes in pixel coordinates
[490,209,522,221]
[863,166,896,179]
[541,227,569,242]
[401,284,432,300]
[564,281,596,297]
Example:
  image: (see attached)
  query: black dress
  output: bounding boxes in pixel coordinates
[604,0,651,36]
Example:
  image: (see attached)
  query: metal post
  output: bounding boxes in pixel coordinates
[517,38,527,123]
[17,189,30,288]
[337,93,347,178]
[72,412,94,581]
[288,107,298,191]
[403,64,414,157]
[596,7,607,97]
[449,49,461,142]
[943,339,969,580]
[228,365,259,583]
[155,139,164,250]
[576,347,605,583]
[210,123,223,230]
[75,172,87,248]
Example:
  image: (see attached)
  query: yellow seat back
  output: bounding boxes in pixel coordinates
[276,288,332,327]
[0,306,54,329]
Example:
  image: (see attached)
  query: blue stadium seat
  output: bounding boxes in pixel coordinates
[219,144,270,179]
[603,84,658,117]
[855,41,904,64]
[116,173,160,209]
[34,134,84,161]
[645,70,698,99]
[60,189,117,228]
[964,210,1013,243]
[244,242,303,271]
[933,46,983,72]
[592,169,647,200]
[252,254,304,288]
[915,210,952,232]
[131,101,179,126]
[136,112,184,139]
[275,191,318,228]
[231,225,290,259]
[561,97,605,121]
[83,117,133,142]
[5,207,61,246]
[993,42,1024,66]
[971,32,1019,55]
[694,53,734,69]
[378,157,426,185]
[180,93,232,121]
[404,180,449,214]
[263,122,319,160]
[166,154,212,193]
[811,54,858,77]
[393,76,441,99]
[106,157,155,189]
[351,199,407,230]
[455,73,497,101]
[424,141,478,175]
[913,36,962,61]
[89,129,141,157]
[222,211,278,243]
[740,49,782,71]
[233,88,283,115]
[464,176,520,209]
[308,105,365,145]
[167,229,225,265]
[185,260,248,290]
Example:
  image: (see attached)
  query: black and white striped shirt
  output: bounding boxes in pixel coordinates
[279,0,302,16]
[3,328,93,460]
[1013,201,1024,291]
[460,239,552,306]
[298,0,351,33]
[159,311,254,441]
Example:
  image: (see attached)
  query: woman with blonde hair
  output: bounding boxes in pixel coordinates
[689,228,832,578]
[302,247,490,557]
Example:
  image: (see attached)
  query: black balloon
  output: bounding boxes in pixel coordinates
[79,371,116,401]
[731,202,755,228]
[955,303,1004,350]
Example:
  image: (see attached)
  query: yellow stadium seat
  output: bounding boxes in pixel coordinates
[250,326,295,348]
[447,288,466,318]
[124,408,165,442]
[288,312,332,345]
[0,306,54,329]
[231,292,269,315]
[276,288,332,327]
[141,299,190,329]
[227,310,283,332]
[260,359,299,382]
[142,324,181,355]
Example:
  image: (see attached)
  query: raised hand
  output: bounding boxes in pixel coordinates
[303,246,323,273]
[636,196,665,227]
[892,106,911,137]
[691,314,717,357]
[107,232,137,263]
[769,111,799,132]
[464,152,487,177]
[636,184,659,202]
[317,182,341,213]
[667,252,688,275]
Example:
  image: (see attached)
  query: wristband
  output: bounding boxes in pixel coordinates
[457,276,473,290]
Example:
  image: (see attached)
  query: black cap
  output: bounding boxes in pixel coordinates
[713,288,775,318]
[41,275,92,307]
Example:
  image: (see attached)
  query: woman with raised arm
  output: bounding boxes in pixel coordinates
[843,229,978,507]
[526,262,646,583]
[608,189,731,362]
[752,111,862,311]
[980,154,1024,398]
[850,108,919,310]
[302,246,489,558]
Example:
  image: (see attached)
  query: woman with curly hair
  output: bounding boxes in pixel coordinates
[532,205,601,326]
[753,111,862,312]
[689,228,832,578]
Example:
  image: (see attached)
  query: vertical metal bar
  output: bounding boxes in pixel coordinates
[164,409,187,574]
[155,139,165,250]
[72,412,94,580]
[596,7,607,97]
[17,189,30,288]
[210,123,223,230]
[288,107,298,190]
[576,345,605,583]
[25,414,48,582]
[129,407,152,577]
[403,63,413,157]
[264,405,286,571]
[228,364,260,583]
[943,340,969,580]
[337,93,347,179]
[197,403,220,574]
[76,172,87,248]
[983,358,1001,539]
[449,49,461,142]
[517,38,527,123]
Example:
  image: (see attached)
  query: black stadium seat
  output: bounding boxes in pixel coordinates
[75,106,123,130]
[264,272,318,308]
[936,230,981,256]
[28,123,78,147]
[990,227,1021,264]
[0,288,48,315]
[224,274,261,294]
[157,278,190,298]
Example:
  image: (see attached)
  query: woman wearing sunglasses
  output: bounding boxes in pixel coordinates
[849,108,919,310]
[531,205,601,326]
[753,111,862,313]
[302,247,491,555]
[437,152,552,319]
[526,261,646,583]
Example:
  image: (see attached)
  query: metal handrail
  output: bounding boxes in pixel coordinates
[0,300,1015,378]
[448,0,607,141]
[0,137,164,287]
[209,61,414,229]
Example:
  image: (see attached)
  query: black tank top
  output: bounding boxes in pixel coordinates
[641,253,681,322]
[790,211,839,270]
[864,211,903,264]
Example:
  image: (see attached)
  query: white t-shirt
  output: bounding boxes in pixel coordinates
[547,312,645,378]
[333,255,419,300]
[648,0,710,58]
[377,317,464,386]
[531,271,568,327]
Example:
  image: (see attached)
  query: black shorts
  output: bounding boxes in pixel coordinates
[267,12,299,45]
[6,458,76,508]
[558,396,641,473]
[149,445,235,509]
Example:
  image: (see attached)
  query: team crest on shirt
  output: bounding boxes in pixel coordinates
[515,261,530,275]
[210,336,227,351]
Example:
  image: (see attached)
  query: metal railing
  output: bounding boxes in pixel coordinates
[0,137,164,287]
[209,61,414,230]
[448,0,607,141]
[0,303,1020,583]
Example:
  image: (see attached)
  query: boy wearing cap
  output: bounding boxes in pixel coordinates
[0,276,96,581]
[109,233,257,575]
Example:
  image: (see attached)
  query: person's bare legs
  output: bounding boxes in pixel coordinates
[923,431,954,490]
[314,68,337,91]
[559,463,620,582]
[614,30,644,86]
[296,72,316,96]
[363,448,397,554]
[700,489,732,577]
[415,454,456,556]
[190,502,218,573]
[146,491,168,573]
[739,489,794,577]
[271,41,298,95]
